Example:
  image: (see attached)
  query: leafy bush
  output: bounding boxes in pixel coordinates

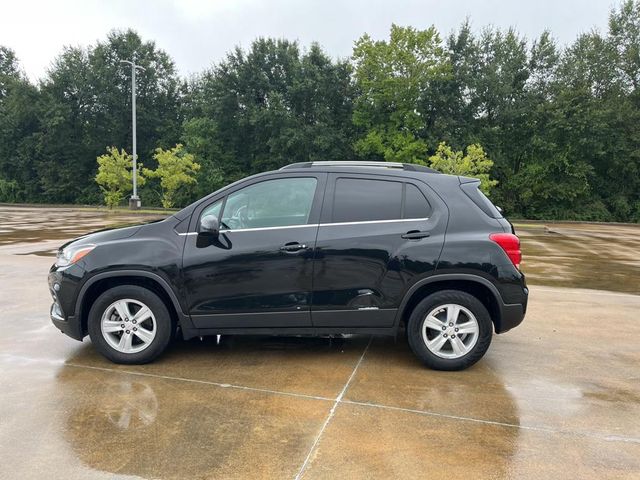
[428,143,498,194]
[95,147,145,208]
[144,145,200,208]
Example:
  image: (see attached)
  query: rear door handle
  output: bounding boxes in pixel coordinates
[280,242,307,252]
[402,230,431,240]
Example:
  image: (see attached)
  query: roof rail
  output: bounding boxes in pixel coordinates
[280,161,439,173]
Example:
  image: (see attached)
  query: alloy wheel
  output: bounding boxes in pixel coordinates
[421,303,480,359]
[100,298,157,354]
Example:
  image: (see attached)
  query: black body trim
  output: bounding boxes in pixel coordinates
[74,270,193,331]
[181,326,396,340]
[311,309,397,327]
[191,311,310,329]
[393,273,527,334]
[51,313,84,341]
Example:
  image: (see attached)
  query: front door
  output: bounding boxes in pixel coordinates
[182,174,326,328]
[311,173,447,327]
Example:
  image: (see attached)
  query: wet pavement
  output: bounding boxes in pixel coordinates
[518,221,640,294]
[1,206,639,479]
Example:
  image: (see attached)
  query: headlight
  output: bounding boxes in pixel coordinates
[56,244,96,267]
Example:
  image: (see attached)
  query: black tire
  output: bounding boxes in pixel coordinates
[88,285,174,364]
[407,290,492,371]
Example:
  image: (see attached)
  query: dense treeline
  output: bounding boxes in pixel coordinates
[0,1,639,221]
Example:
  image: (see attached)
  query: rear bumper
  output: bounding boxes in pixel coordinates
[496,286,528,334]
[497,303,525,333]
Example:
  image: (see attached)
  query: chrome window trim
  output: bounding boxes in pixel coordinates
[179,217,429,235]
[221,224,318,234]
[319,217,429,228]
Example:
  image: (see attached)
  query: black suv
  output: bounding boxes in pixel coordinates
[49,161,527,370]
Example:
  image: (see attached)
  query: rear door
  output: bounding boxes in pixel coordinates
[310,173,447,327]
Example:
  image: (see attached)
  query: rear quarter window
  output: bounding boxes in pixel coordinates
[404,183,432,218]
[460,182,503,219]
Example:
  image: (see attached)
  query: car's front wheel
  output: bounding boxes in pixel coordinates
[88,285,173,364]
[407,290,493,371]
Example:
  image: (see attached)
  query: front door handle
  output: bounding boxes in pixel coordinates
[402,230,431,240]
[280,242,307,252]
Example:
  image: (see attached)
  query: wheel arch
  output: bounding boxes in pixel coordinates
[395,274,505,333]
[76,271,190,337]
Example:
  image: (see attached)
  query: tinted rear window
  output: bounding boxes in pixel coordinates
[333,178,402,222]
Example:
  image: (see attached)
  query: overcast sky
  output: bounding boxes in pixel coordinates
[1,0,614,82]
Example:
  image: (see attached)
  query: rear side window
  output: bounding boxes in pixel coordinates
[333,178,402,222]
[404,184,432,218]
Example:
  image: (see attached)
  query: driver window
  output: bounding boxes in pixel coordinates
[220,177,317,229]
[201,200,222,219]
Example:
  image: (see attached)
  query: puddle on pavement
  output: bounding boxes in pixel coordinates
[15,249,58,257]
[0,206,167,246]
[516,222,640,295]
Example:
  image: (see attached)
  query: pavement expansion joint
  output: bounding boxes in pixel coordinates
[65,362,335,402]
[294,336,373,480]
[339,400,640,445]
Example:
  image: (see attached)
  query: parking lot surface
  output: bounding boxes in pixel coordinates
[1,206,639,479]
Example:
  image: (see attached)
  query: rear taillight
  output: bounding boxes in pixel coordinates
[489,233,521,269]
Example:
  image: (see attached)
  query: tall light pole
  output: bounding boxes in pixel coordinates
[120,56,145,209]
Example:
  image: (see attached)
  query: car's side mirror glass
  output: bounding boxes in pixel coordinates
[199,214,220,237]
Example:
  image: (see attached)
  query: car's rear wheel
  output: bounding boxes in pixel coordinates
[88,285,173,364]
[407,290,492,371]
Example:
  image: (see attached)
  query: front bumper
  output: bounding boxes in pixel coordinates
[50,304,84,340]
[48,270,84,341]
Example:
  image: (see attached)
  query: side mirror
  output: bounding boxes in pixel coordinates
[199,214,220,237]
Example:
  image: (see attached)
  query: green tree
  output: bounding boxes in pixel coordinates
[609,0,640,91]
[466,28,531,208]
[352,25,450,163]
[36,29,181,204]
[429,142,498,194]
[144,144,200,208]
[0,46,41,202]
[95,147,144,208]
[181,116,233,197]
[183,38,356,198]
[0,46,21,99]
